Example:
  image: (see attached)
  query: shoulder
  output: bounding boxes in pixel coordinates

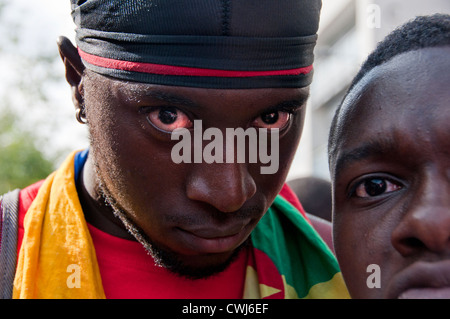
[279,183,334,253]
[0,180,45,250]
[306,213,334,253]
[17,180,45,226]
[278,183,309,221]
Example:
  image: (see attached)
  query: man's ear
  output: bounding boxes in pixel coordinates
[57,36,85,110]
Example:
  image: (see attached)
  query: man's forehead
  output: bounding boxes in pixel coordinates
[332,47,450,178]
[340,46,450,117]
[96,74,310,108]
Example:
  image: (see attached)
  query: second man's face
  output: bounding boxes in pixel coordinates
[332,47,450,299]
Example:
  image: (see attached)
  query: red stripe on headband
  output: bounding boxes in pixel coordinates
[78,49,312,78]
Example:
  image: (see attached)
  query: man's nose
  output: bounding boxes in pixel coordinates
[391,172,450,256]
[186,162,257,213]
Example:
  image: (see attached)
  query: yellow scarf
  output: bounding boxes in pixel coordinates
[13,151,105,298]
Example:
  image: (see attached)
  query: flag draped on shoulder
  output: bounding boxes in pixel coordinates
[245,195,349,299]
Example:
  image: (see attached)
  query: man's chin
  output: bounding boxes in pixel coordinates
[149,239,250,280]
[96,171,249,280]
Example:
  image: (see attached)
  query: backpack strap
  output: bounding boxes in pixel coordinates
[0,189,21,299]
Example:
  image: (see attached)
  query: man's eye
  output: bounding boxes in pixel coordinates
[353,178,402,198]
[147,107,193,132]
[251,111,291,130]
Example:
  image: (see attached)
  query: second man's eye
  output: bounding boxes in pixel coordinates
[354,178,402,198]
[147,107,193,132]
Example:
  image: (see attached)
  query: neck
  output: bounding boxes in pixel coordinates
[76,154,135,241]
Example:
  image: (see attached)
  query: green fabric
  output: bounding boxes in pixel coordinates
[251,195,342,298]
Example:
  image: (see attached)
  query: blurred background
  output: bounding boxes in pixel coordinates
[0,0,449,194]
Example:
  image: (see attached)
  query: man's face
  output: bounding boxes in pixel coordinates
[83,71,308,277]
[331,47,450,298]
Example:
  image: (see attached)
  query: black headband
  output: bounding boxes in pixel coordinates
[71,0,322,89]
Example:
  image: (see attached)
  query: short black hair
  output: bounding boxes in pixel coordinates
[349,14,450,93]
[328,13,450,167]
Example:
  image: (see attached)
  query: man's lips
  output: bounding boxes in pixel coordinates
[386,260,450,299]
[176,222,251,254]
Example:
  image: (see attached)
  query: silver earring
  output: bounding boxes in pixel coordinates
[76,108,87,124]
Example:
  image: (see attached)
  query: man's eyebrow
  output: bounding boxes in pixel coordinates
[135,89,309,110]
[334,138,396,178]
[143,90,199,108]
